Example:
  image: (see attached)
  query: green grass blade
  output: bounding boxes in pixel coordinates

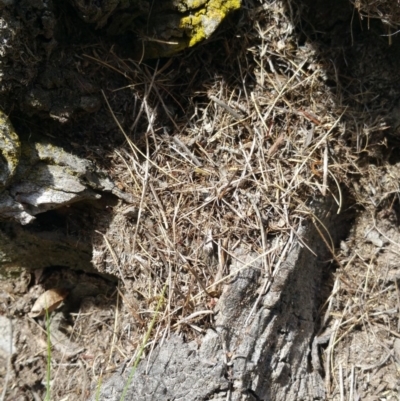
[119,282,168,401]
[44,308,51,401]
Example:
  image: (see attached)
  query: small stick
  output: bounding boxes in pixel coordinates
[339,363,344,401]
[149,182,169,229]
[349,365,355,401]
[208,102,253,135]
[396,280,400,332]
[209,95,243,121]
[179,253,211,297]
[322,140,328,196]
[95,231,128,288]
[268,134,285,157]
[248,195,269,275]
[325,320,336,395]
[172,136,202,167]
[106,289,120,371]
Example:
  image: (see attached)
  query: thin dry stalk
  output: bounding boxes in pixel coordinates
[106,290,120,371]
[0,315,12,401]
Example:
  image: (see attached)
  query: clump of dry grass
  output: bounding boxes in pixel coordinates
[8,0,400,399]
[352,0,400,27]
[88,0,353,382]
[75,0,398,399]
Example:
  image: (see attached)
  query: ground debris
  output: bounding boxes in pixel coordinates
[1,0,400,399]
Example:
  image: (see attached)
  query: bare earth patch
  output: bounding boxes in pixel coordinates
[329,163,400,400]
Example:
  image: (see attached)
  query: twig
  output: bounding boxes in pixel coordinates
[106,289,120,371]
[95,231,128,288]
[322,139,328,196]
[179,253,212,297]
[0,315,12,401]
[209,95,243,120]
[172,136,202,167]
[339,363,344,401]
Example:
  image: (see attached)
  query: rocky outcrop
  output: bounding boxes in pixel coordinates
[0,111,131,225]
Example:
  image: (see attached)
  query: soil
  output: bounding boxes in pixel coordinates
[1,0,400,400]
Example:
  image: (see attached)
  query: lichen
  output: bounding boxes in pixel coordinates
[0,110,21,189]
[179,0,241,47]
[84,0,241,58]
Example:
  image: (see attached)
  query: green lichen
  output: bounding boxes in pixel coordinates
[108,0,241,58]
[0,111,21,189]
[180,0,241,47]
[71,0,241,58]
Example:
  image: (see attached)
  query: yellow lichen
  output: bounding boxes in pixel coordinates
[179,0,241,47]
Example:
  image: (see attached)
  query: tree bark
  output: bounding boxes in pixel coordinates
[93,198,349,401]
[0,111,131,274]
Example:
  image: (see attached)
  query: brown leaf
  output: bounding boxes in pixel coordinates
[28,288,68,318]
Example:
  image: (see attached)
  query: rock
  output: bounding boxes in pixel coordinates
[0,315,15,358]
[0,111,20,190]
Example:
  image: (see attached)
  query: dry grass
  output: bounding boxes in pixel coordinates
[84,0,400,398]
[89,0,355,390]
[321,161,400,399]
[352,0,400,28]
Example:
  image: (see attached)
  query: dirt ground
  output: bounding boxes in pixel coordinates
[1,0,400,400]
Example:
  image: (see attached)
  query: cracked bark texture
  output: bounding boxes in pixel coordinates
[0,111,132,225]
[92,198,349,401]
[0,110,130,275]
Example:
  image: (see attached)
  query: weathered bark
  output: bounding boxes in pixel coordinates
[92,198,350,401]
[0,110,131,274]
[0,111,131,225]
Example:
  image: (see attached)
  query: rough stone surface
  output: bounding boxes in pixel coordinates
[0,111,20,190]
[0,315,14,358]
[0,108,132,275]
